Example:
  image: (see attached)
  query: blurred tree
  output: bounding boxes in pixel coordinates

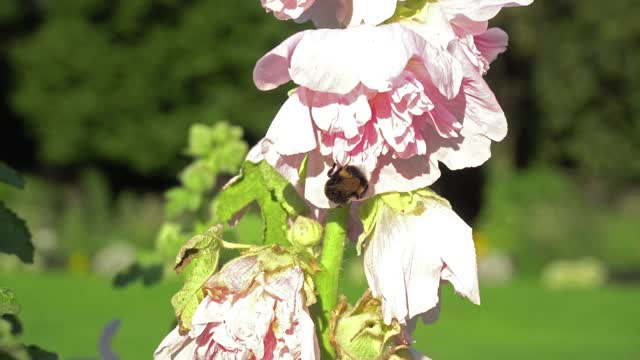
[4,0,639,194]
[495,0,640,189]
[8,0,301,174]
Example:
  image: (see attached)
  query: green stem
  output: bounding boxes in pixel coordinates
[315,205,350,358]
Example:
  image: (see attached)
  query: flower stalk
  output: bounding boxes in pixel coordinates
[315,205,351,357]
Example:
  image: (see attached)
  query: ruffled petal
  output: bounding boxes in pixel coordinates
[154,327,198,360]
[420,40,506,171]
[156,256,319,359]
[449,41,507,141]
[474,27,509,65]
[256,24,462,97]
[205,255,260,293]
[450,15,489,36]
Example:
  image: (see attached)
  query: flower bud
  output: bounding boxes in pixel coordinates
[330,290,410,360]
[289,216,323,248]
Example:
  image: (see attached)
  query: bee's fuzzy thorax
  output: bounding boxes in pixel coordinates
[324,164,369,206]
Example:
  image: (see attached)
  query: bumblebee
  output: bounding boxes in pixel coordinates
[324,163,369,206]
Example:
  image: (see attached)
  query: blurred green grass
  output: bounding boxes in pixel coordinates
[2,271,639,359]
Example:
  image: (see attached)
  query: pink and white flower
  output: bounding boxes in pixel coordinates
[154,256,320,360]
[402,0,532,74]
[260,0,316,21]
[363,195,480,325]
[253,23,506,208]
[261,0,399,28]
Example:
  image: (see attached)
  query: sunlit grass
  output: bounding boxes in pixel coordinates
[2,271,639,359]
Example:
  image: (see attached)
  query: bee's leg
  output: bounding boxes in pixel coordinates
[327,163,337,177]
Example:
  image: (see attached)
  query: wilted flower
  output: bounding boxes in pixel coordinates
[253,23,506,208]
[154,254,320,359]
[359,191,480,325]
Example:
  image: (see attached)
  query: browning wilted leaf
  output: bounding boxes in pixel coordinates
[173,225,222,273]
[171,225,223,334]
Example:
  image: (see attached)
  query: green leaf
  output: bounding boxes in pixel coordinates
[0,288,19,316]
[258,161,307,216]
[0,163,24,189]
[179,161,215,193]
[186,123,216,157]
[171,225,222,334]
[0,203,33,263]
[385,0,430,22]
[164,187,202,219]
[155,223,188,262]
[214,161,308,246]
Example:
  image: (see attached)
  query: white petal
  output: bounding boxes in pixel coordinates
[347,0,398,26]
[364,198,480,325]
[303,151,333,208]
[154,327,198,360]
[423,199,480,304]
[289,24,461,96]
[266,92,317,156]
[438,0,534,22]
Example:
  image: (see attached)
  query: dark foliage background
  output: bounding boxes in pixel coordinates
[1,0,639,280]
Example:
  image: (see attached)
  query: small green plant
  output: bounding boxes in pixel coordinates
[0,162,57,359]
[116,121,251,286]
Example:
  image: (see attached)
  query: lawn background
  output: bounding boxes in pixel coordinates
[3,270,639,360]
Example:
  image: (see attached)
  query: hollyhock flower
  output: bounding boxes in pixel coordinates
[360,191,480,325]
[253,23,506,208]
[400,0,532,74]
[262,0,398,28]
[436,0,534,22]
[260,0,316,21]
[154,255,320,359]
